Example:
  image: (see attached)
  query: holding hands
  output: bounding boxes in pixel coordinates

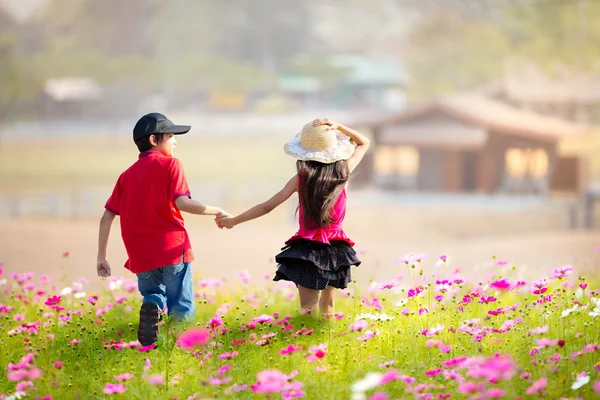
[215,214,236,230]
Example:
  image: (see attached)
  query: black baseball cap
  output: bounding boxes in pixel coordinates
[133,112,191,142]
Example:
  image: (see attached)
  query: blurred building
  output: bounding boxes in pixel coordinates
[354,93,589,195]
[277,55,406,111]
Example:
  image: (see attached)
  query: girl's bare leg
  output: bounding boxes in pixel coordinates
[298,285,319,315]
[319,286,335,314]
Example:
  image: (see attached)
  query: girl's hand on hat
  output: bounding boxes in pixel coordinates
[312,118,339,131]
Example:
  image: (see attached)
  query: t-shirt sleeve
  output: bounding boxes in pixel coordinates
[168,158,191,203]
[105,174,123,215]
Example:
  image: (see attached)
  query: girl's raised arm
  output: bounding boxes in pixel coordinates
[218,175,298,229]
[317,118,370,173]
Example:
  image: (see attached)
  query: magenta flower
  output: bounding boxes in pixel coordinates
[53,361,63,369]
[103,383,126,394]
[279,344,301,356]
[536,339,558,348]
[208,316,223,331]
[484,388,505,398]
[525,377,547,394]
[593,380,600,395]
[379,360,396,368]
[251,314,274,325]
[349,320,368,332]
[237,269,252,283]
[148,374,164,386]
[218,351,238,360]
[527,325,549,335]
[306,344,327,363]
[138,343,157,352]
[532,279,548,295]
[552,265,573,280]
[115,373,133,381]
[458,381,484,394]
[250,369,295,394]
[579,283,588,290]
[490,279,511,291]
[177,328,211,350]
[425,368,442,377]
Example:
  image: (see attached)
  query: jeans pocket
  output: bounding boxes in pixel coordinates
[137,271,155,280]
[165,262,186,277]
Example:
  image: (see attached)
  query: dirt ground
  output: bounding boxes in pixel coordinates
[1,202,598,291]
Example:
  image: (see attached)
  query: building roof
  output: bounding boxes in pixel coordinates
[44,77,103,102]
[359,93,589,141]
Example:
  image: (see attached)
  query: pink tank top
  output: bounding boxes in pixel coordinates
[286,181,355,247]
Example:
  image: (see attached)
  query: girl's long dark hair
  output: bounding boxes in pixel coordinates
[297,160,349,229]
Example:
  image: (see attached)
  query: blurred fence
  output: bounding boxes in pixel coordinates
[0,183,598,231]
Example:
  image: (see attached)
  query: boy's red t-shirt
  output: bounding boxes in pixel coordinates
[105,150,194,273]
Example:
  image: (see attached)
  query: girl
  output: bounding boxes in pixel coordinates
[217,118,370,314]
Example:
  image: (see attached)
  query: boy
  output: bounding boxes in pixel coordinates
[96,112,229,346]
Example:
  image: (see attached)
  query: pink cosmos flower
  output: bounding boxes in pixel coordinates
[525,377,547,394]
[279,344,301,356]
[53,361,63,369]
[528,325,549,335]
[218,351,238,360]
[357,330,377,341]
[536,339,558,348]
[532,279,548,295]
[148,374,164,386]
[349,320,368,332]
[138,343,157,352]
[552,266,573,280]
[484,388,505,398]
[458,381,485,394]
[379,361,396,368]
[425,368,442,377]
[490,279,511,291]
[177,328,211,350]
[520,373,531,379]
[115,373,133,381]
[593,380,600,395]
[306,344,327,363]
[237,269,252,283]
[250,369,297,394]
[252,314,274,325]
[103,383,126,394]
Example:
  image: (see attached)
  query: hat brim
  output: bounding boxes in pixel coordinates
[162,125,191,135]
[284,131,356,164]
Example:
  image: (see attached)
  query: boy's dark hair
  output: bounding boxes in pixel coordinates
[296,160,349,229]
[135,133,164,153]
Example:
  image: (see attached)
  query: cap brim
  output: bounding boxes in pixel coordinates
[163,125,191,134]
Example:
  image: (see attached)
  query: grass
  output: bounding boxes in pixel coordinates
[0,257,599,399]
[0,135,294,194]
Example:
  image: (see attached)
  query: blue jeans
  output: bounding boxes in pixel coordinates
[136,259,196,321]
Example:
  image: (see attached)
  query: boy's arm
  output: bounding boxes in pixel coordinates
[175,197,230,217]
[219,175,297,228]
[97,209,116,277]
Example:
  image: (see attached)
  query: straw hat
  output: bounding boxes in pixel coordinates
[284,120,356,164]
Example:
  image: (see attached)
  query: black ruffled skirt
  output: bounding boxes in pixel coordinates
[273,239,361,290]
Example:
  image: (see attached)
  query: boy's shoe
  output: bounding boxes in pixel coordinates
[138,302,160,346]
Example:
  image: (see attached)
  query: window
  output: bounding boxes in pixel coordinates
[375,145,419,176]
[505,148,549,178]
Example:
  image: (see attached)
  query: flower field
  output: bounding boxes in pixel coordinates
[0,255,599,399]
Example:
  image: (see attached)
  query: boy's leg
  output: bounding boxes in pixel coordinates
[319,286,335,314]
[297,285,319,315]
[163,261,196,323]
[137,269,166,346]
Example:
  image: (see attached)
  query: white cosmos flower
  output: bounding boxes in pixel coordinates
[571,373,590,390]
[60,287,72,296]
[351,372,382,394]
